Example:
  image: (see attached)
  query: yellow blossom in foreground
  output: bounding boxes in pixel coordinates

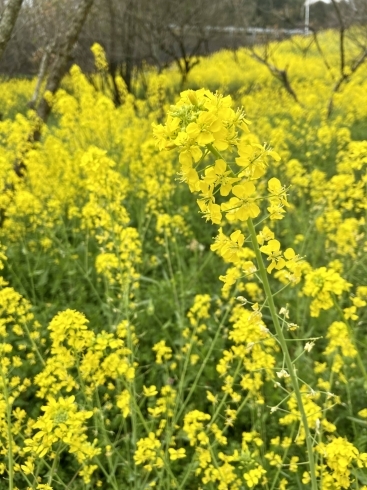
[317,437,367,489]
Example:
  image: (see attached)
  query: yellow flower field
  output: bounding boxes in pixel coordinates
[1,30,367,489]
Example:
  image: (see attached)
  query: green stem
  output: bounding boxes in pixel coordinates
[164,232,182,323]
[94,392,119,490]
[20,473,33,488]
[21,237,37,305]
[207,358,243,429]
[23,321,45,366]
[1,369,13,490]
[36,456,67,488]
[175,304,230,422]
[205,142,318,486]
[171,323,198,427]
[127,383,151,434]
[122,285,140,489]
[247,217,318,490]
[47,443,63,485]
[206,143,224,160]
[270,423,295,490]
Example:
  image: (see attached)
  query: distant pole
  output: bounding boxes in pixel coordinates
[305,3,310,35]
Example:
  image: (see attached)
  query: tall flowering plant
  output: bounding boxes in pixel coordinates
[153,88,319,488]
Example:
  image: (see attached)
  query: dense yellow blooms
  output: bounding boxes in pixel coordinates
[1,30,367,489]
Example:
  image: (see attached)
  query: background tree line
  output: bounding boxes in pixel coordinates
[1,0,364,79]
[0,0,366,115]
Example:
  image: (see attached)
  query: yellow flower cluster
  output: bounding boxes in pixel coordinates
[91,43,109,72]
[153,88,300,293]
[1,31,367,490]
[302,266,352,317]
[154,89,286,228]
[314,437,367,489]
[24,395,95,459]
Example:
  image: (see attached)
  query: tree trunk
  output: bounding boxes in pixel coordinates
[28,44,53,110]
[0,0,24,61]
[35,0,95,140]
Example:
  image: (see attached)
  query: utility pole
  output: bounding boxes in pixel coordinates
[305,2,310,34]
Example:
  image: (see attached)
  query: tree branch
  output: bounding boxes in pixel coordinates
[0,0,23,60]
[35,0,95,138]
[250,48,301,105]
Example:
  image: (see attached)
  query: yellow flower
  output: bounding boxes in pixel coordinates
[260,239,285,273]
[134,433,163,471]
[20,459,34,475]
[168,447,186,460]
[91,43,108,71]
[243,466,266,488]
[221,182,260,222]
[152,340,172,364]
[197,200,222,225]
[143,385,158,397]
[235,143,268,179]
[206,391,218,404]
[116,390,131,418]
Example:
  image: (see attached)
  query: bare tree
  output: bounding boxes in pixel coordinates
[104,0,141,99]
[76,0,144,102]
[326,0,367,117]
[28,42,54,109]
[224,0,257,56]
[78,0,227,98]
[26,0,68,106]
[249,41,301,104]
[34,0,95,139]
[227,0,305,103]
[140,0,225,89]
[6,0,94,186]
[0,0,23,60]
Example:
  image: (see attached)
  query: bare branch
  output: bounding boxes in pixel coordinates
[327,0,367,117]
[331,0,346,76]
[250,47,301,105]
[0,0,23,60]
[327,45,367,117]
[310,28,334,78]
[28,43,54,109]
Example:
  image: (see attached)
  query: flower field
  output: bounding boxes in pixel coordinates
[1,30,367,489]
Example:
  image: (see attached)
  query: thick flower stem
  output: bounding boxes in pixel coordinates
[247,217,318,490]
[205,142,318,488]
